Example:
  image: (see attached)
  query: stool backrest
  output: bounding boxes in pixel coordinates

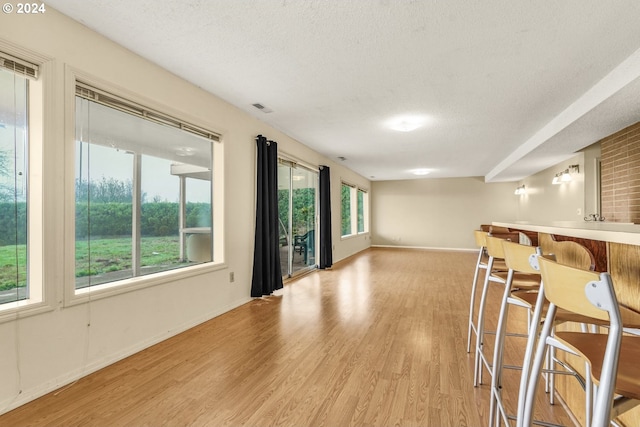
[474,230,489,248]
[490,225,510,233]
[537,257,614,322]
[539,233,595,271]
[502,240,539,274]
[485,235,508,259]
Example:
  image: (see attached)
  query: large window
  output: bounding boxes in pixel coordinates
[0,52,42,310]
[341,182,368,237]
[0,67,28,305]
[74,84,218,292]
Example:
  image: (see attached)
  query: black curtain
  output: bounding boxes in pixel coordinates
[250,135,283,297]
[318,166,333,269]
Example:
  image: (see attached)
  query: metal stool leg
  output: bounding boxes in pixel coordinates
[473,255,495,387]
[467,245,486,353]
[489,270,514,426]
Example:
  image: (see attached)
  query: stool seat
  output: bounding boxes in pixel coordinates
[511,291,640,329]
[555,332,640,401]
[488,258,508,271]
[490,271,540,290]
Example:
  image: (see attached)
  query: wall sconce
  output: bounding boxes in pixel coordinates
[514,184,526,195]
[552,164,579,184]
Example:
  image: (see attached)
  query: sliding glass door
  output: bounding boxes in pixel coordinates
[278,160,318,278]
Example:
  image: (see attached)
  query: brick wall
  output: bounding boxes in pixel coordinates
[601,121,640,223]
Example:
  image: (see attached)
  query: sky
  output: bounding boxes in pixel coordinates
[75,98,212,203]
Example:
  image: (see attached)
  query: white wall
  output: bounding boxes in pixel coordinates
[0,8,369,413]
[371,177,518,249]
[515,153,586,222]
[369,147,600,251]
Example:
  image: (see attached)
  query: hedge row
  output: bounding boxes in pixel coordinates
[0,202,211,245]
[75,202,211,238]
[0,203,26,246]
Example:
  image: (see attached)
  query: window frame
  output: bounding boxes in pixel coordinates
[0,46,54,322]
[63,69,226,307]
[340,181,369,239]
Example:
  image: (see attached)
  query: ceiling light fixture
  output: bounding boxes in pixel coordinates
[552,164,579,184]
[412,168,430,176]
[386,114,430,132]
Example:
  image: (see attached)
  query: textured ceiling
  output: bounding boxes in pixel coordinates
[46,0,640,181]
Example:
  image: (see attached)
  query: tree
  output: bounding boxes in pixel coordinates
[0,149,27,246]
[341,185,351,235]
[0,149,15,202]
[75,176,147,203]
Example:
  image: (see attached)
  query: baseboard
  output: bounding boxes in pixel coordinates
[371,244,476,253]
[0,296,252,416]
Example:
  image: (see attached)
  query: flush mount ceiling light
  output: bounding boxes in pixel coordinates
[386,114,430,132]
[411,168,430,176]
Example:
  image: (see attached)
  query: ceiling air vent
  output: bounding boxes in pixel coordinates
[252,103,273,113]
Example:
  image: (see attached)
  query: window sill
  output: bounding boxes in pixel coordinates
[65,261,227,307]
[0,299,55,324]
[341,232,369,241]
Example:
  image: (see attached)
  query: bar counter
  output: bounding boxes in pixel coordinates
[493,219,640,308]
[492,220,640,245]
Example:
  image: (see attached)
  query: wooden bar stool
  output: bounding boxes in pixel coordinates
[520,257,640,427]
[488,240,541,427]
[489,239,596,427]
[473,235,540,387]
[512,241,639,427]
[514,239,596,404]
[467,229,508,353]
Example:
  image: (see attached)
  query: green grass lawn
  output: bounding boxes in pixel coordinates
[0,244,26,291]
[0,236,185,291]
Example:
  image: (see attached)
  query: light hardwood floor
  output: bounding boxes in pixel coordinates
[0,248,575,426]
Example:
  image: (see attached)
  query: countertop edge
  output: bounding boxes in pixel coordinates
[492,221,640,246]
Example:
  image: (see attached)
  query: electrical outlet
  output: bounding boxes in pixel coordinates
[229,272,235,283]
